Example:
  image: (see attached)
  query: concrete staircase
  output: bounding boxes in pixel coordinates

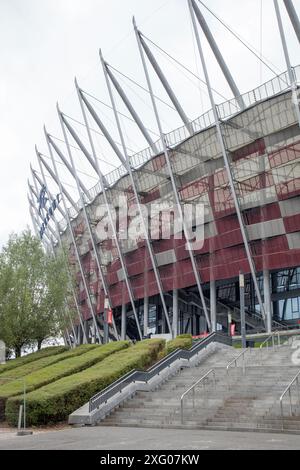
[99,341,300,433]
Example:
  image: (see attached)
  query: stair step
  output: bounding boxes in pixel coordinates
[97,341,300,434]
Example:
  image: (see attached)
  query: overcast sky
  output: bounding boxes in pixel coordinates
[0,0,299,248]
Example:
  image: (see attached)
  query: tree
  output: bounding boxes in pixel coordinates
[0,230,72,356]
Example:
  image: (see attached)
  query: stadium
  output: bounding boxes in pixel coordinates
[27,0,300,345]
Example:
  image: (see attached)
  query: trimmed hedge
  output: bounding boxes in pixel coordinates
[0,344,98,381]
[0,346,68,375]
[6,339,165,426]
[166,334,193,354]
[0,342,129,400]
[0,344,100,420]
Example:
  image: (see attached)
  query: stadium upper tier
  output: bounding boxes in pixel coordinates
[59,65,300,226]
[56,66,300,315]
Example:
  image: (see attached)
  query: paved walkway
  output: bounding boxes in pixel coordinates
[0,426,300,450]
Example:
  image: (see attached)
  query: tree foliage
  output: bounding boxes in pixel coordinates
[0,230,73,356]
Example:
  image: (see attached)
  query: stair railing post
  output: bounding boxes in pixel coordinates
[23,380,26,431]
[280,398,284,430]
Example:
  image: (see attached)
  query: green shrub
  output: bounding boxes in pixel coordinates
[0,346,68,375]
[0,342,129,399]
[0,344,98,381]
[6,339,165,426]
[233,341,270,349]
[166,334,192,354]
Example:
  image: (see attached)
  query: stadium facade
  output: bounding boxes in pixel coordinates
[27,0,300,344]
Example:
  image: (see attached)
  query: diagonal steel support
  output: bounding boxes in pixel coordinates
[44,126,103,344]
[30,203,80,344]
[60,114,98,174]
[191,0,245,110]
[77,83,126,166]
[39,154,78,210]
[100,49,173,336]
[188,0,266,325]
[57,104,119,340]
[134,16,211,332]
[59,112,110,189]
[29,188,61,255]
[28,200,53,247]
[283,0,300,43]
[33,151,66,220]
[29,184,57,241]
[34,152,88,344]
[28,183,58,242]
[274,0,300,128]
[46,134,90,199]
[103,60,159,154]
[30,203,83,345]
[75,78,142,340]
[30,163,41,204]
[137,31,194,135]
[28,206,50,248]
[29,205,40,239]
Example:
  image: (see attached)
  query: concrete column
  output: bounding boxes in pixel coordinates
[143,296,149,337]
[161,306,166,334]
[62,333,67,347]
[81,322,88,344]
[183,312,188,334]
[121,304,127,340]
[65,330,71,347]
[264,270,272,333]
[80,324,85,344]
[91,322,96,344]
[84,320,90,344]
[76,324,81,345]
[172,289,178,338]
[193,311,198,336]
[188,306,193,335]
[76,325,81,345]
[210,280,217,332]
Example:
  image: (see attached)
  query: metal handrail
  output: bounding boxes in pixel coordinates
[89,332,231,412]
[89,347,181,411]
[226,348,252,391]
[214,298,289,333]
[226,348,250,375]
[180,369,216,424]
[280,369,300,430]
[271,319,291,331]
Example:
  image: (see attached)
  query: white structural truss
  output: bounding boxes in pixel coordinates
[27,0,300,342]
